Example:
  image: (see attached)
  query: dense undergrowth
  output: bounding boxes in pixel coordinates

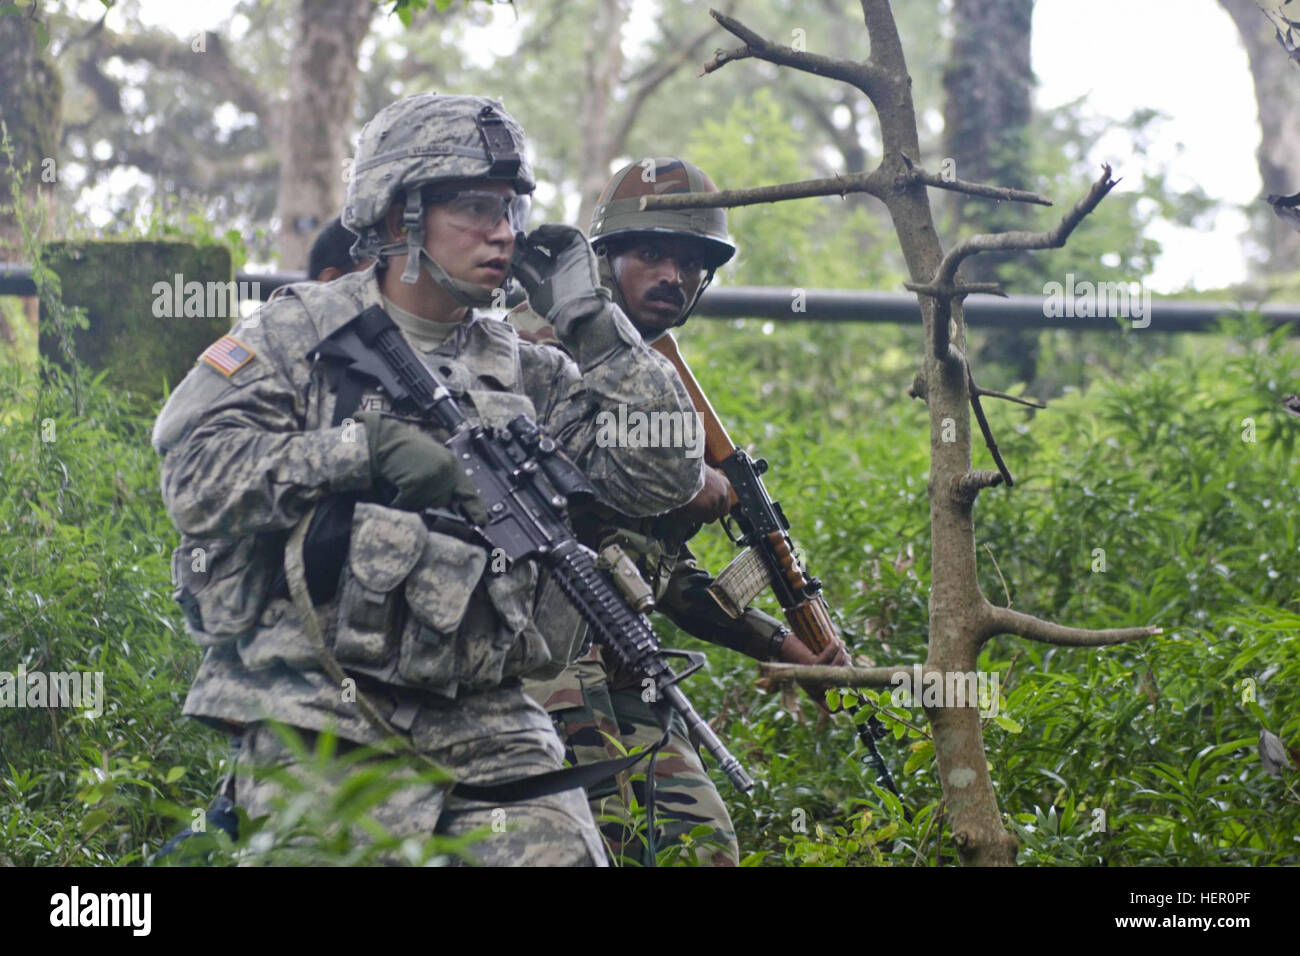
[0,312,1297,866]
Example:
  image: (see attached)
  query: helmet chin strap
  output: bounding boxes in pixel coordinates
[397,188,498,308]
[597,247,715,342]
[596,250,633,319]
[672,269,715,329]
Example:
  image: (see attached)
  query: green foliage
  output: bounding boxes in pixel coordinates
[4,289,1297,866]
[688,89,903,292]
[136,205,253,275]
[381,0,477,26]
[657,309,1300,866]
[1,124,89,404]
[0,359,211,865]
[155,726,474,867]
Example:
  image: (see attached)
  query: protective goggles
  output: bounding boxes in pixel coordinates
[422,190,531,233]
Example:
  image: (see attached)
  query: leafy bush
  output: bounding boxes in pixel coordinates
[666,312,1300,866]
[2,299,1297,865]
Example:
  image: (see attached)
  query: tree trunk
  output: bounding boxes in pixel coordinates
[276,0,374,269]
[942,0,1038,386]
[575,0,632,231]
[0,10,62,347]
[693,2,1154,866]
[1218,0,1300,272]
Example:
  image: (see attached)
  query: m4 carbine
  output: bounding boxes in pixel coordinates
[311,306,754,794]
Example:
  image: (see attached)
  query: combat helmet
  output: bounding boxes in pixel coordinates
[589,157,735,328]
[343,92,534,306]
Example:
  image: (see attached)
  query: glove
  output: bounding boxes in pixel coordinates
[355,411,489,524]
[510,224,610,336]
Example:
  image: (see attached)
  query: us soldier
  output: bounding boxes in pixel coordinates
[151,97,706,866]
[515,158,849,867]
[307,216,374,282]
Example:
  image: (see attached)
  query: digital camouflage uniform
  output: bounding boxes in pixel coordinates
[152,97,705,866]
[517,158,798,867]
[515,311,789,867]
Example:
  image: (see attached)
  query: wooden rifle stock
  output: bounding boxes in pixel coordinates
[650,333,902,799]
[650,333,738,486]
[649,332,838,653]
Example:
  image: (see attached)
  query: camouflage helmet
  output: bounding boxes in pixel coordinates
[345,93,534,232]
[589,158,735,269]
[344,93,533,301]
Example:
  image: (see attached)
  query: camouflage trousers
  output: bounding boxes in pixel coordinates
[524,657,739,866]
[233,685,606,866]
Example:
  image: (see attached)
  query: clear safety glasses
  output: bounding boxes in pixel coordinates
[423,190,531,234]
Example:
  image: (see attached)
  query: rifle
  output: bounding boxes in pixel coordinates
[649,332,900,798]
[311,306,754,794]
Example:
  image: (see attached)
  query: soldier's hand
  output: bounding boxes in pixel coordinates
[778,632,851,667]
[355,411,489,523]
[674,466,732,523]
[510,224,610,335]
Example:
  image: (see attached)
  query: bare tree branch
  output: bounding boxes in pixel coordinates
[956,356,1046,491]
[859,0,907,75]
[970,381,1047,410]
[642,169,889,212]
[904,279,1005,297]
[983,605,1161,647]
[936,164,1120,285]
[970,389,1015,487]
[952,470,1004,502]
[898,155,1052,206]
[757,663,914,690]
[702,7,885,99]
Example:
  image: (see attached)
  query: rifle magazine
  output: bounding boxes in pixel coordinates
[708,547,769,619]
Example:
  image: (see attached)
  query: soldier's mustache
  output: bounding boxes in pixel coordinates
[646,286,685,307]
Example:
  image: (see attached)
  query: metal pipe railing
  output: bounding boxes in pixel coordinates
[2,263,1295,332]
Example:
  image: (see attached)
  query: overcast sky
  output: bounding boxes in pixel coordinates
[116,0,1266,292]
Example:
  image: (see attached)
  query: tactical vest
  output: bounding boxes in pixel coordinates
[168,273,586,704]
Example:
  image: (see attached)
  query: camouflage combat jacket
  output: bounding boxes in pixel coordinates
[151,265,705,744]
[510,304,789,701]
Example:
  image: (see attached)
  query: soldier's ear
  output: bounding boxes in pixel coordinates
[382,201,406,241]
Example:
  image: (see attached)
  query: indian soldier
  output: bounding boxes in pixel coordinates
[307,216,374,282]
[515,158,849,866]
[151,97,706,866]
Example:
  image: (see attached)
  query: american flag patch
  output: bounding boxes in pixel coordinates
[200,336,255,376]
